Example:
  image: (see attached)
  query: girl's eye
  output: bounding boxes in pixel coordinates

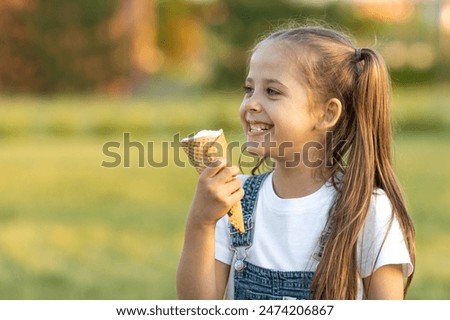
[243,85,253,94]
[266,88,280,96]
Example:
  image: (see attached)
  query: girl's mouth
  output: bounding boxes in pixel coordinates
[248,122,274,133]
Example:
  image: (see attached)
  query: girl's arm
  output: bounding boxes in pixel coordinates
[176,160,243,299]
[363,264,404,299]
[215,260,231,298]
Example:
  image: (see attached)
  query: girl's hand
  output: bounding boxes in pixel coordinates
[188,158,244,229]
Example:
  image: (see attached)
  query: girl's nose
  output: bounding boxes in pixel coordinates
[244,96,262,113]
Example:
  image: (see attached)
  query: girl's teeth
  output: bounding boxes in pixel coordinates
[249,123,272,132]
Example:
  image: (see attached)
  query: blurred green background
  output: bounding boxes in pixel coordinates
[0,0,449,299]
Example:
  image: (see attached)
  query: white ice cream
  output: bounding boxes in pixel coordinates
[181,129,223,142]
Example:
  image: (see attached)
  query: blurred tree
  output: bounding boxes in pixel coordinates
[202,0,328,88]
[194,0,378,88]
[1,0,446,94]
[0,0,157,94]
[155,0,448,89]
[156,0,208,83]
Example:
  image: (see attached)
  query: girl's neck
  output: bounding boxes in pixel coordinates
[272,163,330,199]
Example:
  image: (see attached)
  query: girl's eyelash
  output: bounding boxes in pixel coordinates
[243,85,253,93]
[243,86,281,96]
[267,88,280,95]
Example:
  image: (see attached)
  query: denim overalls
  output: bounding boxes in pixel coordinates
[229,173,326,300]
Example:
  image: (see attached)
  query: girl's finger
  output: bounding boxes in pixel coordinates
[219,178,242,197]
[200,158,227,178]
[214,165,241,183]
[224,187,245,208]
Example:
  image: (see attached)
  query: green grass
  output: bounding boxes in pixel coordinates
[392,84,450,134]
[0,136,193,299]
[0,85,448,299]
[394,134,450,299]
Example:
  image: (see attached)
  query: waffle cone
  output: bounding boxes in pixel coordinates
[181,130,244,233]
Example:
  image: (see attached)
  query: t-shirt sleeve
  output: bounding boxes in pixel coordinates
[357,190,414,279]
[214,174,249,265]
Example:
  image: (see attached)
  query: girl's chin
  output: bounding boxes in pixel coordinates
[245,131,272,145]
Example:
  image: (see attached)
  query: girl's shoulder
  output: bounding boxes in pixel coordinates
[359,188,414,278]
[361,188,403,242]
[368,188,394,224]
[332,171,394,224]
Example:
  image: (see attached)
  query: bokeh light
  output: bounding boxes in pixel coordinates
[441,1,450,34]
[381,41,409,69]
[355,0,415,23]
[382,41,436,70]
[409,42,436,70]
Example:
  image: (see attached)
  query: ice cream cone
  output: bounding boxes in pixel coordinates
[181,129,245,233]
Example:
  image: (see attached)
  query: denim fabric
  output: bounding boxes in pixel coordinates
[234,261,314,300]
[230,173,314,300]
[229,173,269,243]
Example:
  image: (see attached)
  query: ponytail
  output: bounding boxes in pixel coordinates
[355,48,416,296]
[312,47,415,299]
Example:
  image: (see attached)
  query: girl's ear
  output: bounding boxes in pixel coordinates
[315,98,342,130]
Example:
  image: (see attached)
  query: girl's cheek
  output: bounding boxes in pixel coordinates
[240,119,247,133]
[239,104,246,123]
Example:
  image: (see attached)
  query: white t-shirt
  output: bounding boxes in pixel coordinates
[215,172,413,299]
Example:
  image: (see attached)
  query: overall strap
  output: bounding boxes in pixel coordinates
[229,173,270,247]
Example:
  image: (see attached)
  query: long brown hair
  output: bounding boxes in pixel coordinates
[248,26,415,299]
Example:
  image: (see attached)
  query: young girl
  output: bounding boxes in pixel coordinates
[177,26,415,300]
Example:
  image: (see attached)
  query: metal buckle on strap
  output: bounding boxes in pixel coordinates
[230,246,249,272]
[229,216,254,235]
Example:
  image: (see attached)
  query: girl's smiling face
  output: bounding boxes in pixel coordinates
[240,40,324,164]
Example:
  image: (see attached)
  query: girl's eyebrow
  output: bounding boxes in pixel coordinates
[245,77,288,89]
[267,79,288,89]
